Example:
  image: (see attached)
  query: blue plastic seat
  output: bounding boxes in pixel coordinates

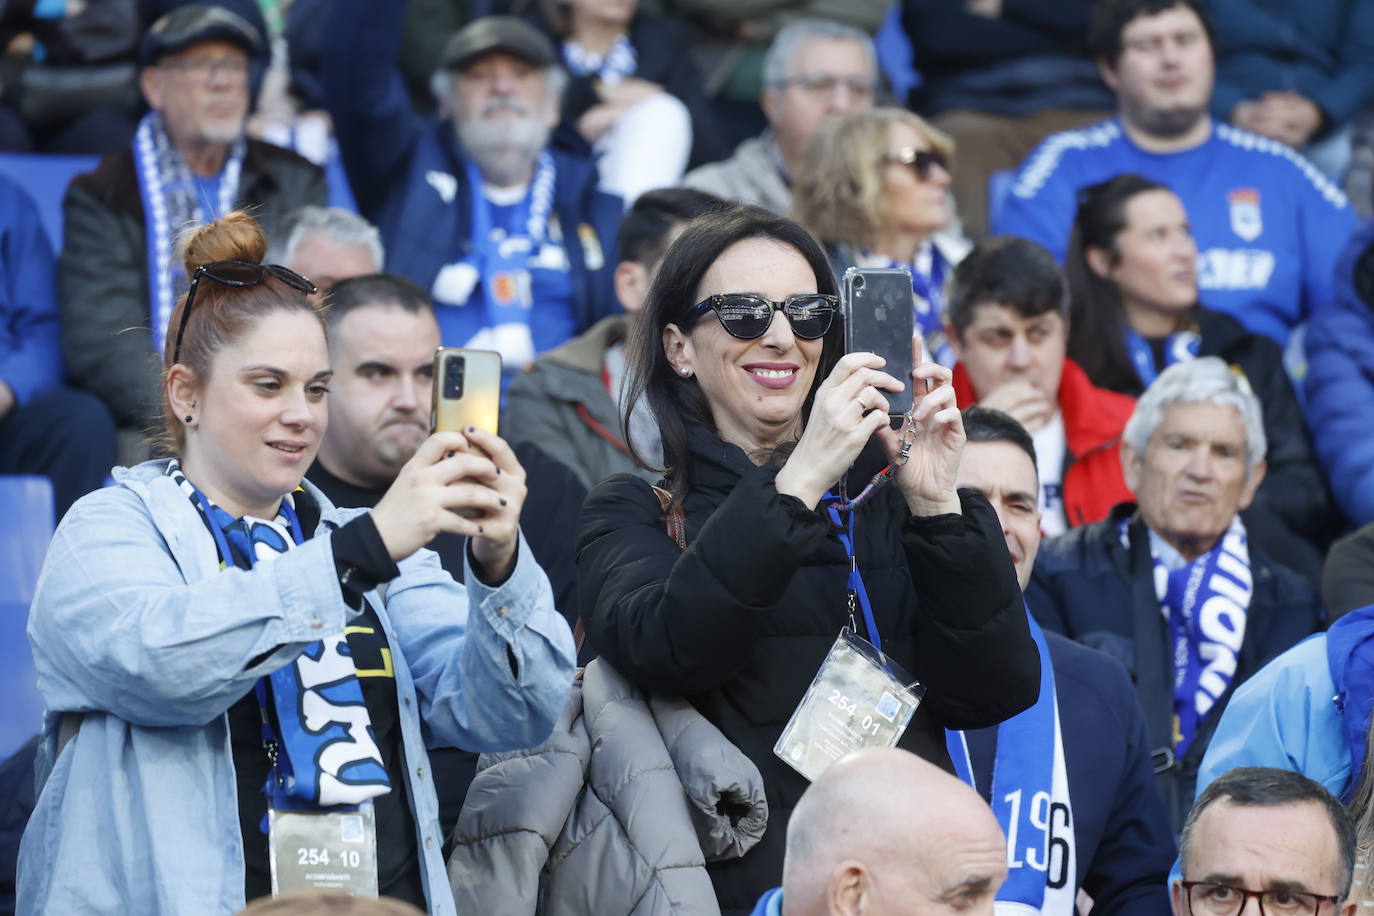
[0,153,100,252]
[0,475,57,761]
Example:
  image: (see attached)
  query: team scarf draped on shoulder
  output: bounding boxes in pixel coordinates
[947,612,1077,915]
[562,33,638,85]
[1124,324,1201,388]
[1120,515,1252,757]
[133,111,246,358]
[167,461,391,809]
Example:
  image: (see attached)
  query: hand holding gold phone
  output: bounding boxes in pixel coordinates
[431,348,502,516]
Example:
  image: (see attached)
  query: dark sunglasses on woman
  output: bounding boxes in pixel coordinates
[682,293,839,341]
[886,147,948,182]
[171,260,318,364]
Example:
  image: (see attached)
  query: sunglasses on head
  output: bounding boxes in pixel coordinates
[682,293,838,341]
[171,260,317,364]
[886,147,948,182]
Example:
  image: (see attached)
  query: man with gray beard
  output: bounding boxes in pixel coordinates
[324,6,623,391]
[58,4,326,458]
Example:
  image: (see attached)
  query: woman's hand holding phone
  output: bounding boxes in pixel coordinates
[371,429,526,581]
[878,363,965,518]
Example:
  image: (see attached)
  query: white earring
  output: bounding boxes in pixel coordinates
[679,367,691,376]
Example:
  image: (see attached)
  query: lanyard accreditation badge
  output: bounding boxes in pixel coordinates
[774,503,925,782]
[187,484,382,899]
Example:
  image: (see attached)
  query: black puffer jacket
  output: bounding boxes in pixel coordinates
[577,424,1039,913]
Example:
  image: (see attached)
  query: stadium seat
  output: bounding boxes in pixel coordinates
[0,153,99,252]
[0,475,56,761]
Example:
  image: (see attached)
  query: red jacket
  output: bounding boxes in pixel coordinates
[953,358,1136,528]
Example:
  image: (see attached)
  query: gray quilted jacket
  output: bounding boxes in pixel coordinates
[447,659,769,915]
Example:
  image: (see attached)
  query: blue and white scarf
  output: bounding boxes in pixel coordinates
[1132,516,1253,758]
[562,33,638,85]
[168,461,391,809]
[430,153,558,371]
[862,242,954,367]
[1124,325,1201,388]
[1122,515,1252,757]
[947,613,1077,915]
[133,111,245,357]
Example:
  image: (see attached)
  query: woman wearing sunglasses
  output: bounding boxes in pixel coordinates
[18,212,576,915]
[576,204,1037,911]
[793,107,970,367]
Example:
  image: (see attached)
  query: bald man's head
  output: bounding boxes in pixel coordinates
[781,749,1006,915]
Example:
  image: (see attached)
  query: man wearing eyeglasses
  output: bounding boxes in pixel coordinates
[1174,766,1356,916]
[57,4,327,462]
[683,19,878,216]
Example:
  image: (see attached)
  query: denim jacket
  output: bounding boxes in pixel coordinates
[17,460,576,915]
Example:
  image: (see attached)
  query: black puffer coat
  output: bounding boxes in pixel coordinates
[577,424,1039,913]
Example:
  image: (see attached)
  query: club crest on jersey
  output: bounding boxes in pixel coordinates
[1227,188,1262,242]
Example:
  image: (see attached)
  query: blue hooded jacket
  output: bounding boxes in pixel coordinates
[0,173,61,408]
[1306,220,1374,526]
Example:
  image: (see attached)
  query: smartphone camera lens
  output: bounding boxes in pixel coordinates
[852,274,866,292]
[444,355,465,399]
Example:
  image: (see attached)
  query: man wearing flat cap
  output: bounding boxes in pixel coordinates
[324,4,622,390]
[58,3,327,458]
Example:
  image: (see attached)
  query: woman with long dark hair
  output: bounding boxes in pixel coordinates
[576,203,1037,911]
[1065,173,1334,583]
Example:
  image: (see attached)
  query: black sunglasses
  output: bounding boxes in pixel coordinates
[171,260,317,364]
[682,293,838,341]
[885,146,949,181]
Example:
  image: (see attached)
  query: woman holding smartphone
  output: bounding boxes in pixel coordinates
[18,212,575,915]
[576,204,1037,911]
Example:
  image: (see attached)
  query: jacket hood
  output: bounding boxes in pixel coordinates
[1324,603,1374,798]
[541,315,631,374]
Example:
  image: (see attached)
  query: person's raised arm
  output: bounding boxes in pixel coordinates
[322,0,423,218]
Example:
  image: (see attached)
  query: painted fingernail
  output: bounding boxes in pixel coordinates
[499,498,508,507]
[496,467,501,475]
[478,525,485,534]
[466,425,477,433]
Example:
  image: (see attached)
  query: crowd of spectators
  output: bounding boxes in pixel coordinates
[2,0,1374,913]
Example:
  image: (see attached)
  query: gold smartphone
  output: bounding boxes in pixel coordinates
[431,348,502,456]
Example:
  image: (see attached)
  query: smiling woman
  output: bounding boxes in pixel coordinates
[576,203,1040,911]
[17,212,577,915]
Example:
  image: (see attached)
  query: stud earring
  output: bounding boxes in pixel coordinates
[679,367,690,377]
[184,415,193,423]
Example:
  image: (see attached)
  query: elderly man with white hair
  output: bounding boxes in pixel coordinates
[323,3,622,388]
[266,205,385,298]
[1025,356,1322,835]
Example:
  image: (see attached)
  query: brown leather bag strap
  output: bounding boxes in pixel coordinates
[573,483,686,653]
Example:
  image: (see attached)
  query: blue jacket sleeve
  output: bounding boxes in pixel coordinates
[1304,281,1374,525]
[993,142,1079,261]
[1296,179,1355,322]
[381,530,576,754]
[321,0,423,219]
[0,178,61,406]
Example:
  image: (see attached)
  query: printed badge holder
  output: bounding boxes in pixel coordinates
[774,627,924,783]
[269,802,380,898]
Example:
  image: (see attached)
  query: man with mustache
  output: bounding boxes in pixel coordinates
[1025,356,1321,833]
[324,6,622,390]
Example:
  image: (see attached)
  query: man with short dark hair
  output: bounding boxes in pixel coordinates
[503,187,725,488]
[1174,767,1357,916]
[59,3,327,455]
[947,236,1135,533]
[955,406,1174,914]
[994,0,1356,347]
[1028,357,1321,833]
[324,4,622,387]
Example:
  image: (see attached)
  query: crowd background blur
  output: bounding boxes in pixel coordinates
[1,0,1373,913]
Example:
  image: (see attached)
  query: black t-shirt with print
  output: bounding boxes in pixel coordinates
[229,598,425,908]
